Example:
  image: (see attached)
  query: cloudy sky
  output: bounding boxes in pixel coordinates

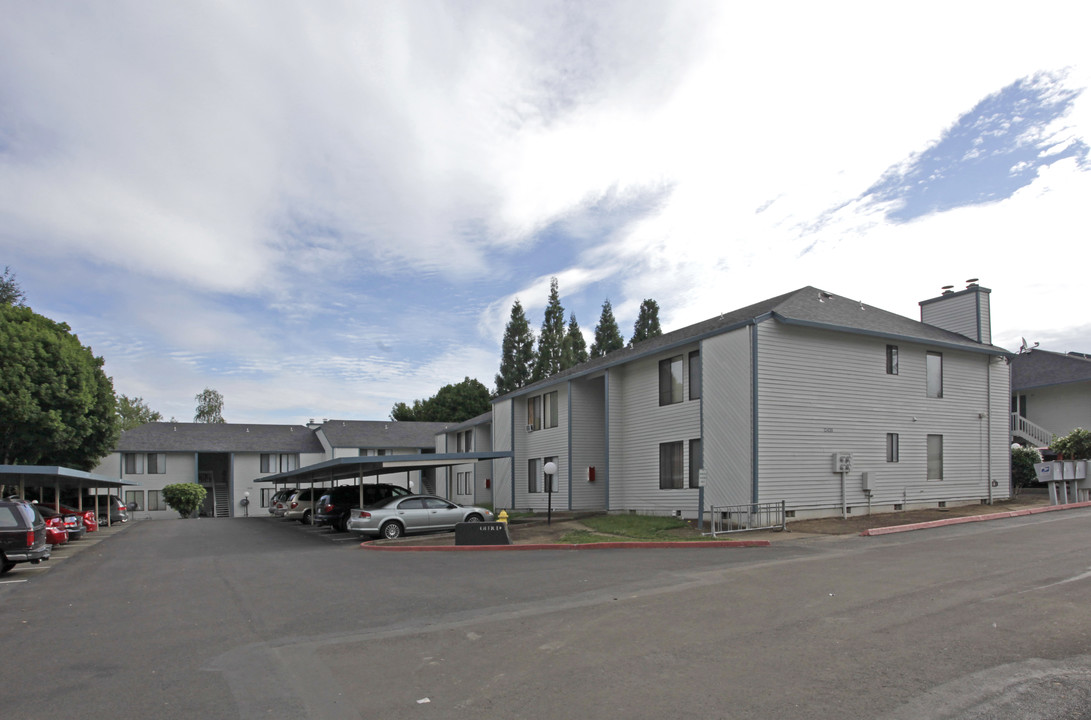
[2,1,1089,425]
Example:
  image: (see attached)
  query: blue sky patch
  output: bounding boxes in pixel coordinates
[861,71,1088,222]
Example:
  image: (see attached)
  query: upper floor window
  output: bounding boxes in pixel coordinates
[527,395,542,431]
[926,352,943,398]
[689,351,702,400]
[260,453,298,473]
[659,356,684,406]
[456,430,473,453]
[886,345,899,375]
[527,391,558,431]
[124,453,165,475]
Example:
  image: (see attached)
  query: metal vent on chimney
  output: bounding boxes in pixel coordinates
[941,285,955,295]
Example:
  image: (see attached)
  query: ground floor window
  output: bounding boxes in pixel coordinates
[927,434,943,480]
[688,439,702,488]
[147,490,163,511]
[260,488,274,508]
[124,490,144,511]
[660,442,684,489]
[528,458,541,493]
[887,433,899,463]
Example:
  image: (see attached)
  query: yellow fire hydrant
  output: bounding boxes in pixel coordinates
[497,510,508,524]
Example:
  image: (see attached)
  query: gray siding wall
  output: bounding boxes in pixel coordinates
[569,376,607,510]
[491,400,513,509]
[608,345,702,514]
[702,328,754,508]
[755,321,1007,512]
[513,383,570,510]
[1019,381,1091,440]
[921,290,990,343]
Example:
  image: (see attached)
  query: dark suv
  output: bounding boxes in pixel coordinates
[0,498,51,574]
[315,484,413,532]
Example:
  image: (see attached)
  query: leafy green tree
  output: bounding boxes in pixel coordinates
[532,277,566,382]
[390,377,491,423]
[162,482,208,518]
[1011,444,1043,494]
[630,298,663,345]
[0,304,119,469]
[1051,427,1091,460]
[590,299,624,358]
[495,299,536,395]
[194,387,225,423]
[117,394,163,432]
[1,266,27,307]
[560,313,589,370]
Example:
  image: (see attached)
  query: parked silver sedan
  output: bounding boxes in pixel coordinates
[346,494,493,540]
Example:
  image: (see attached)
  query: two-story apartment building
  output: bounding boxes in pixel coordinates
[92,420,446,518]
[489,284,1011,520]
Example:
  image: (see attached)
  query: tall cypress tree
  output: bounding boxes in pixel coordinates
[531,277,565,382]
[560,313,589,370]
[590,299,624,358]
[495,299,536,395]
[630,298,663,345]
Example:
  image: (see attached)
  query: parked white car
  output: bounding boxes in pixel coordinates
[346,495,492,539]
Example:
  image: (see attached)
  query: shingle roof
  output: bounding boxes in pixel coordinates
[317,420,450,449]
[1011,348,1091,390]
[117,423,325,453]
[499,286,1009,399]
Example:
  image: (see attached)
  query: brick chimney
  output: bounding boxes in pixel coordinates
[919,279,991,344]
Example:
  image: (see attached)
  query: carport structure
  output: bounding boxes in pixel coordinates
[256,451,510,517]
[0,465,139,526]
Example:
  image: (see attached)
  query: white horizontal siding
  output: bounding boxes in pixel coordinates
[514,384,569,510]
[702,328,753,508]
[756,321,1006,512]
[609,346,702,514]
[570,376,607,510]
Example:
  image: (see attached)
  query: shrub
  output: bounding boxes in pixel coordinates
[1051,427,1091,460]
[162,483,208,518]
[1011,445,1043,493]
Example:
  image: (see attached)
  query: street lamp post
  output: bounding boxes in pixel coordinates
[543,461,557,525]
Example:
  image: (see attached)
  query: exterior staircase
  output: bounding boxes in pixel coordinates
[1011,413,1052,447]
[213,481,231,517]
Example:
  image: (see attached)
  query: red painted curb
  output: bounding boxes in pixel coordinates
[360,539,771,552]
[860,500,1091,536]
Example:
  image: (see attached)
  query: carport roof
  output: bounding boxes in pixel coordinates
[254,451,511,485]
[0,465,138,490]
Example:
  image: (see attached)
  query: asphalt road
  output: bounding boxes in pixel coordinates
[3,511,1091,719]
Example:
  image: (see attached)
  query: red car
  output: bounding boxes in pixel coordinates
[38,509,69,545]
[37,505,85,541]
[59,504,99,532]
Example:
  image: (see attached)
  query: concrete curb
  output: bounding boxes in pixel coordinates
[360,539,771,552]
[860,500,1091,536]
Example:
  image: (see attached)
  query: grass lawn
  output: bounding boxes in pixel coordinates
[559,514,706,544]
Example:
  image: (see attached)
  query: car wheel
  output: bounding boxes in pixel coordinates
[300,510,312,524]
[465,513,483,522]
[98,514,109,526]
[381,521,403,540]
[1,560,15,575]
[337,516,348,533]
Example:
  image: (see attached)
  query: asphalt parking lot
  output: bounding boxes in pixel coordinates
[4,508,1091,719]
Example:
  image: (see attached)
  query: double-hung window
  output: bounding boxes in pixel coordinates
[926,352,943,398]
[886,433,899,463]
[659,356,684,406]
[527,396,542,431]
[528,458,541,493]
[688,439,702,488]
[123,453,143,475]
[543,391,559,429]
[659,441,684,489]
[886,345,899,375]
[261,453,299,473]
[927,435,944,480]
[688,351,701,400]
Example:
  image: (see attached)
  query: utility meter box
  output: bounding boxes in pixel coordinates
[860,471,872,492]
[832,453,853,473]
